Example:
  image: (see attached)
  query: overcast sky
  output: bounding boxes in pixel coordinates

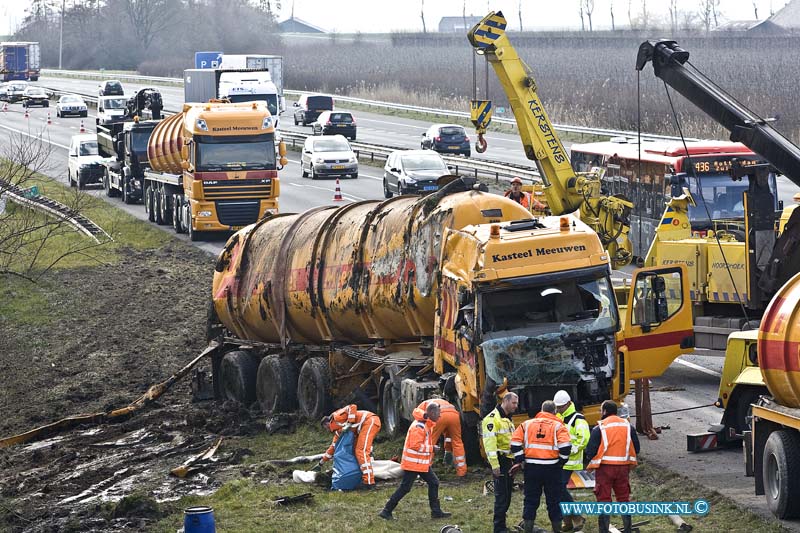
[1,0,788,36]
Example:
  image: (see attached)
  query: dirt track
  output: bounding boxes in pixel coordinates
[0,243,261,531]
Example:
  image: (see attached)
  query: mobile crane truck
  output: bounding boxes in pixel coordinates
[207,175,694,461]
[636,39,800,447]
[466,11,634,269]
[144,100,286,241]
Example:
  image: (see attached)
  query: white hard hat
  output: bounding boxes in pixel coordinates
[619,403,630,419]
[554,390,571,407]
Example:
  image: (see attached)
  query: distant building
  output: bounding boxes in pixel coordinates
[278,16,326,33]
[746,0,800,33]
[438,16,483,33]
[712,20,763,31]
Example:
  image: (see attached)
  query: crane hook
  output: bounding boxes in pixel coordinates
[476,133,488,153]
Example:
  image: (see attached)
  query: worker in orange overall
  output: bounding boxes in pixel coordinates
[504,177,546,210]
[379,403,452,520]
[418,397,467,477]
[585,400,640,533]
[319,404,382,488]
[510,400,572,533]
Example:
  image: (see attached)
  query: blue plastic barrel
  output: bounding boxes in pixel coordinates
[184,506,216,533]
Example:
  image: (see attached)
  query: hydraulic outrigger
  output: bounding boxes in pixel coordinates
[467,11,634,268]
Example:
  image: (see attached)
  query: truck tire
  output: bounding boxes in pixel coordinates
[297,358,332,420]
[256,355,299,414]
[380,379,406,438]
[763,429,800,518]
[122,174,134,205]
[144,185,155,222]
[220,350,258,405]
[154,187,164,225]
[159,187,173,225]
[172,194,184,233]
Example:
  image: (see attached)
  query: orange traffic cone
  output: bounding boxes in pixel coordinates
[47,112,52,125]
[24,108,29,119]
[2,102,7,112]
[79,119,85,133]
[333,178,343,201]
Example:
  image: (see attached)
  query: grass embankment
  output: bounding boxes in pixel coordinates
[146,424,784,533]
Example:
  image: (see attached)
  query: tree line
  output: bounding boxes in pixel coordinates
[13,0,283,75]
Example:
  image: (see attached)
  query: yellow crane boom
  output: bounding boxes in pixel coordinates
[467,11,634,268]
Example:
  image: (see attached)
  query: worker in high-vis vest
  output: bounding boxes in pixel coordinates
[554,390,591,532]
[418,398,467,476]
[510,400,572,533]
[379,403,452,521]
[319,404,382,487]
[481,392,519,533]
[585,400,640,533]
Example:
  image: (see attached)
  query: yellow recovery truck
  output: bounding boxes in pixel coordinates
[635,40,800,453]
[207,173,694,461]
[467,11,634,269]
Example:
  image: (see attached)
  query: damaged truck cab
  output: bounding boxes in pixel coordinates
[209,178,693,460]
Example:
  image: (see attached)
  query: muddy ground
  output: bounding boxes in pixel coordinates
[0,243,264,532]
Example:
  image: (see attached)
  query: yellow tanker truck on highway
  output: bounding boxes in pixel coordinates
[206,176,693,460]
[145,101,286,240]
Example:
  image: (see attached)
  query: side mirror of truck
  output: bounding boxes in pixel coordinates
[278,140,287,158]
[652,275,669,323]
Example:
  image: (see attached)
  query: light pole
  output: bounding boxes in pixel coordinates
[58,0,65,69]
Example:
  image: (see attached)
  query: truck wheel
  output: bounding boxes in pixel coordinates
[154,187,164,225]
[256,355,299,414]
[81,111,87,118]
[380,379,406,438]
[764,430,800,518]
[159,188,173,225]
[297,358,332,420]
[144,185,155,222]
[220,350,258,405]
[122,177,133,204]
[172,194,184,233]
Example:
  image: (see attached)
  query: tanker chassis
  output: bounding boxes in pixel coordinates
[145,101,285,241]
[208,178,694,460]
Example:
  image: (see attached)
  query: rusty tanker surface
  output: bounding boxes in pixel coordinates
[212,187,531,345]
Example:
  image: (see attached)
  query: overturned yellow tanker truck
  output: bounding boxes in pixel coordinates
[208,178,694,459]
[145,101,286,240]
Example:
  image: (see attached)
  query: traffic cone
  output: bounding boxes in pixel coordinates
[47,112,52,125]
[332,178,343,201]
[79,119,85,133]
[24,108,29,119]
[2,102,7,112]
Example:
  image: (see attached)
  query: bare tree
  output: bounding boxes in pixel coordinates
[579,0,586,31]
[641,0,648,29]
[668,0,678,33]
[712,0,721,27]
[628,0,634,28]
[753,0,758,18]
[610,0,616,30]
[699,0,713,31]
[583,0,595,31]
[518,0,523,31]
[420,0,426,33]
[119,0,176,51]
[0,133,111,282]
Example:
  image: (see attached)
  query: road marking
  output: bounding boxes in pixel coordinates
[675,357,721,377]
[0,122,69,149]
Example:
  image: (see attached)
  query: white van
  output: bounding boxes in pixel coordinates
[96,95,128,125]
[67,134,104,189]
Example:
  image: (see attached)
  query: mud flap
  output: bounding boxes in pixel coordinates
[621,264,694,379]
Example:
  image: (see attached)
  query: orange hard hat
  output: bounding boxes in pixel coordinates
[511,177,522,184]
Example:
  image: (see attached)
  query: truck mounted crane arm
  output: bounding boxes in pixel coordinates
[636,40,800,187]
[467,11,633,268]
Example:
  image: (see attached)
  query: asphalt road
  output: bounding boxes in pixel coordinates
[3,87,800,530]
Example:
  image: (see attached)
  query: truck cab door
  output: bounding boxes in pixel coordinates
[620,264,694,379]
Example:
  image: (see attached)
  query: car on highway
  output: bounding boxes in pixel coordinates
[311,111,357,140]
[96,95,129,125]
[67,134,105,189]
[98,80,124,96]
[293,94,334,126]
[4,81,28,103]
[300,134,358,180]
[22,86,49,108]
[56,94,88,118]
[383,149,452,198]
[420,124,471,157]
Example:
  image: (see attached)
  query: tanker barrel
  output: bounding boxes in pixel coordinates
[758,271,800,408]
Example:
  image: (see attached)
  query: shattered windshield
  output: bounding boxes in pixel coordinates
[479,274,618,385]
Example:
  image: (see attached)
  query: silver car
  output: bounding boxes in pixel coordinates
[56,94,88,118]
[300,135,358,179]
